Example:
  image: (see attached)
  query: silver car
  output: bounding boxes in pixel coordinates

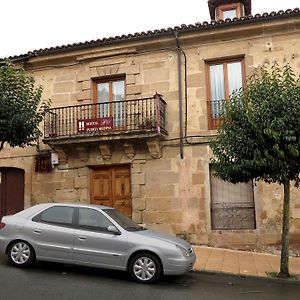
[0,203,195,283]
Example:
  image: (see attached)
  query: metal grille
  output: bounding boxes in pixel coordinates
[44,94,167,139]
[210,170,256,230]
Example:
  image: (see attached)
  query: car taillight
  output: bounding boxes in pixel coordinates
[0,222,5,229]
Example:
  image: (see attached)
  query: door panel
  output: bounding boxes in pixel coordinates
[0,168,24,220]
[91,166,132,217]
[73,228,128,269]
[24,220,74,261]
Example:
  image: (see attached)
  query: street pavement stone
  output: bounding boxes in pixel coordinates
[193,246,300,278]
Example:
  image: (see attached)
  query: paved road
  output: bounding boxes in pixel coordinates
[0,255,299,300]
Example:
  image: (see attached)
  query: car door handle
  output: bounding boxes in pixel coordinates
[34,229,42,234]
[78,236,87,240]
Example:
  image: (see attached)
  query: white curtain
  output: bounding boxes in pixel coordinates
[210,64,225,118]
[98,82,109,117]
[112,80,125,126]
[227,62,242,96]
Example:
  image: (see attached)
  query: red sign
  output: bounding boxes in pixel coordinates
[78,117,113,133]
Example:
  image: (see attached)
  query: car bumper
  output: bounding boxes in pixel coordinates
[164,253,196,275]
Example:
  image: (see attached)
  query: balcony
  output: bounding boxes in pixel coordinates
[43,94,167,147]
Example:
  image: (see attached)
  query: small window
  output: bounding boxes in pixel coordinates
[78,208,113,232]
[33,206,75,226]
[216,3,242,20]
[210,168,256,230]
[206,56,245,129]
[223,9,237,19]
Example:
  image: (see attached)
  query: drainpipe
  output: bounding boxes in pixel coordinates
[174,31,184,159]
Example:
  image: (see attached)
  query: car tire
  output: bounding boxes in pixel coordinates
[7,241,35,268]
[129,252,162,283]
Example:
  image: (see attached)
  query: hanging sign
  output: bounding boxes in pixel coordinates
[78,117,113,133]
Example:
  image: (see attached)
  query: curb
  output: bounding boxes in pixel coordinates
[191,269,300,285]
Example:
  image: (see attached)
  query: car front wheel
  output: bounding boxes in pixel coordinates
[129,252,162,283]
[8,241,35,267]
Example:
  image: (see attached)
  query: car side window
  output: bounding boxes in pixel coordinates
[33,206,75,226]
[78,208,113,232]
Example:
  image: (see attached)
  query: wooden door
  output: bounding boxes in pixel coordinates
[0,168,24,220]
[90,165,132,217]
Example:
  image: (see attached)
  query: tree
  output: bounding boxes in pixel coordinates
[0,60,50,151]
[210,64,300,278]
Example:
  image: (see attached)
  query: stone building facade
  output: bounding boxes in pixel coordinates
[1,0,300,252]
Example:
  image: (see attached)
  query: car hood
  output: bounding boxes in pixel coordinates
[133,229,191,249]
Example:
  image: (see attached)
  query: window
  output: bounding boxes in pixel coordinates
[206,56,245,129]
[93,78,125,127]
[216,3,242,20]
[33,206,75,226]
[78,208,113,232]
[210,168,256,230]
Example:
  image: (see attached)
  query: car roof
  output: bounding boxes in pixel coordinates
[13,203,114,218]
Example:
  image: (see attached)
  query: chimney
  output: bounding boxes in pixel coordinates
[208,0,252,21]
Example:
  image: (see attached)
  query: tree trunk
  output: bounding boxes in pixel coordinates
[278,179,290,278]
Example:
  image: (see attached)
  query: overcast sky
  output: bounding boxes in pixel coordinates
[1,0,299,58]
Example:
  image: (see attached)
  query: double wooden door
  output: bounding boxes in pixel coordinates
[90,165,132,217]
[0,168,24,220]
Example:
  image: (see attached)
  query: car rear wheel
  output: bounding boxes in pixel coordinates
[129,252,162,283]
[8,241,35,267]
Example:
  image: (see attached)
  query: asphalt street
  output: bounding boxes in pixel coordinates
[0,255,299,300]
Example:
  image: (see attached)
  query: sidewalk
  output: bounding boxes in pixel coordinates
[193,246,300,278]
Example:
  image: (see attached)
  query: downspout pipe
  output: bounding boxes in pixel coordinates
[174,31,184,159]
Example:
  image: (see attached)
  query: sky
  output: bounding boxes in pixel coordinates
[1,0,299,58]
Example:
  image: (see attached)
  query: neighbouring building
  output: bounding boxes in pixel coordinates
[1,0,300,252]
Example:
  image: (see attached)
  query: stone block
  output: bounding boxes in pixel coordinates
[81,80,91,91]
[126,74,135,85]
[53,82,74,93]
[131,163,142,174]
[78,167,88,176]
[55,73,75,82]
[132,211,142,224]
[74,176,87,189]
[126,64,140,75]
[143,61,165,70]
[77,90,91,101]
[55,189,78,202]
[144,69,169,83]
[131,185,141,198]
[192,172,205,185]
[126,85,142,95]
[77,71,91,82]
[131,173,145,185]
[132,198,146,210]
[187,73,201,88]
[150,81,169,93]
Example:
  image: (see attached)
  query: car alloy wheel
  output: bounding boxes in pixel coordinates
[8,241,35,267]
[129,252,162,283]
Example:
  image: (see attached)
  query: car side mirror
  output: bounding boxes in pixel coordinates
[107,225,121,235]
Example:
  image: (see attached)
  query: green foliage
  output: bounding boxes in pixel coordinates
[210,64,300,186]
[0,60,51,151]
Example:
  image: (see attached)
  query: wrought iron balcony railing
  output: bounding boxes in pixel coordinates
[44,94,167,141]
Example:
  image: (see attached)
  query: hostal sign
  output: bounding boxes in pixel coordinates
[78,117,113,133]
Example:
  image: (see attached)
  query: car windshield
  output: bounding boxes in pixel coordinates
[103,209,146,232]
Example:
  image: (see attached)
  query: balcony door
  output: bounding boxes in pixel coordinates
[93,78,125,128]
[90,165,132,218]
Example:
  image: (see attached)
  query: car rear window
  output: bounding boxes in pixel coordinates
[33,206,75,226]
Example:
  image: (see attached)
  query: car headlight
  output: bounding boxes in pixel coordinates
[176,245,190,257]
